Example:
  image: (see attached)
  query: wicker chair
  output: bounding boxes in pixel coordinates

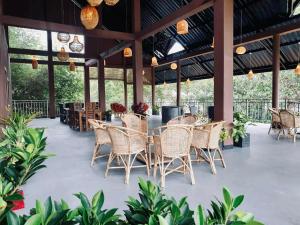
[88,119,111,166]
[191,121,226,175]
[106,126,149,184]
[167,115,198,125]
[121,113,148,134]
[153,124,195,188]
[268,108,281,135]
[278,110,300,142]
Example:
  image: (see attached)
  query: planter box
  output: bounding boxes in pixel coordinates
[234,133,250,148]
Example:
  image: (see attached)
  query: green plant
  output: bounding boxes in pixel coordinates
[193,187,263,225]
[152,105,160,114]
[124,178,193,225]
[74,191,120,225]
[219,128,229,143]
[232,112,253,143]
[104,110,112,116]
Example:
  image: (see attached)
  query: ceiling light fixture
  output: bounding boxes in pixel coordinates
[236,10,246,55]
[80,5,99,30]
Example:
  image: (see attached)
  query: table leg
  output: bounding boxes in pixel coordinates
[79,112,83,132]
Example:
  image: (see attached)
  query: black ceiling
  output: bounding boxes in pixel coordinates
[3,0,300,84]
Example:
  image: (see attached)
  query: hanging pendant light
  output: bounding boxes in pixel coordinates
[32,56,38,69]
[57,33,70,43]
[142,70,145,75]
[211,37,214,48]
[177,20,189,35]
[247,52,254,80]
[186,78,191,87]
[151,57,158,67]
[236,10,246,55]
[57,47,70,62]
[69,60,76,72]
[57,0,70,43]
[69,35,84,52]
[104,0,119,6]
[80,5,99,30]
[163,71,167,88]
[88,0,103,6]
[124,48,132,57]
[295,42,300,76]
[170,63,177,70]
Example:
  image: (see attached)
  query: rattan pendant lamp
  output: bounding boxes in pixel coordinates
[247,52,254,80]
[88,0,103,6]
[236,10,246,55]
[295,42,300,76]
[170,62,177,70]
[32,56,38,69]
[151,36,158,67]
[163,70,167,88]
[186,65,191,87]
[176,0,188,35]
[57,0,70,43]
[104,0,119,6]
[81,4,99,30]
[69,5,84,53]
[123,0,132,58]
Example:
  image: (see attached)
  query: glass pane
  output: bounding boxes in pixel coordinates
[8,26,47,51]
[54,65,84,102]
[105,80,125,110]
[10,54,48,61]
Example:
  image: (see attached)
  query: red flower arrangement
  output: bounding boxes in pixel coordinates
[131,102,149,115]
[111,103,127,113]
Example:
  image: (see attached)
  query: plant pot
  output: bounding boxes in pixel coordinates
[105,114,112,122]
[12,190,25,211]
[152,110,159,115]
[234,133,250,148]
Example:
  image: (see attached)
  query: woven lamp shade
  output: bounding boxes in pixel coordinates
[186,78,191,87]
[295,64,300,76]
[247,69,254,80]
[87,0,103,6]
[123,47,132,57]
[170,63,177,70]
[57,47,70,62]
[236,46,247,55]
[32,56,38,69]
[57,33,70,43]
[69,61,76,72]
[151,56,158,67]
[104,0,119,6]
[80,5,99,30]
[69,36,84,53]
[177,19,188,35]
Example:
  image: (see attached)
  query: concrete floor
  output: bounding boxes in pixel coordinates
[20,117,300,225]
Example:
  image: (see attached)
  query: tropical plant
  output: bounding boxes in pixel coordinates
[232,112,253,143]
[152,105,160,115]
[74,191,120,225]
[124,178,193,225]
[193,187,263,225]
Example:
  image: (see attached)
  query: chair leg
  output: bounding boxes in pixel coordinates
[91,144,100,166]
[277,129,282,140]
[144,150,150,177]
[268,124,272,135]
[294,129,297,143]
[187,154,195,185]
[207,148,217,175]
[105,152,114,177]
[125,155,131,184]
[217,148,226,168]
[160,156,165,188]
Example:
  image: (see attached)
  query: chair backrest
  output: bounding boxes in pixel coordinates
[74,102,82,111]
[167,115,197,125]
[160,125,193,158]
[121,113,147,133]
[166,116,183,125]
[85,109,95,120]
[268,108,280,123]
[89,119,111,145]
[279,110,295,128]
[207,121,224,149]
[107,126,130,154]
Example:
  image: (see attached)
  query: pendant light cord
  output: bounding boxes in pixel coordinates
[240,10,243,43]
[125,0,128,32]
[153,36,155,56]
[249,52,252,69]
[73,4,76,26]
[61,0,64,24]
[298,42,300,64]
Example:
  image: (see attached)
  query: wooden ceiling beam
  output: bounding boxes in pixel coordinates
[157,17,300,67]
[0,15,135,40]
[136,0,214,40]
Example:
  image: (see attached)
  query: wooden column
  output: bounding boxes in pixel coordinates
[176,60,181,107]
[272,34,280,109]
[47,31,56,119]
[132,0,143,104]
[123,57,128,108]
[214,0,233,128]
[98,59,106,112]
[151,67,156,109]
[84,64,90,104]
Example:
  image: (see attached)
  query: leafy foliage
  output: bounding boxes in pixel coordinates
[193,187,263,225]
[232,112,253,143]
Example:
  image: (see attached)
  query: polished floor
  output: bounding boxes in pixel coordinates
[20,117,300,225]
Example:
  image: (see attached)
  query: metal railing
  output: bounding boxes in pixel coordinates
[12,99,300,123]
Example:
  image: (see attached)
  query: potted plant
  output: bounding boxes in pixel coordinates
[131,102,149,116]
[152,105,160,115]
[219,128,229,150]
[104,110,112,122]
[232,112,253,148]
